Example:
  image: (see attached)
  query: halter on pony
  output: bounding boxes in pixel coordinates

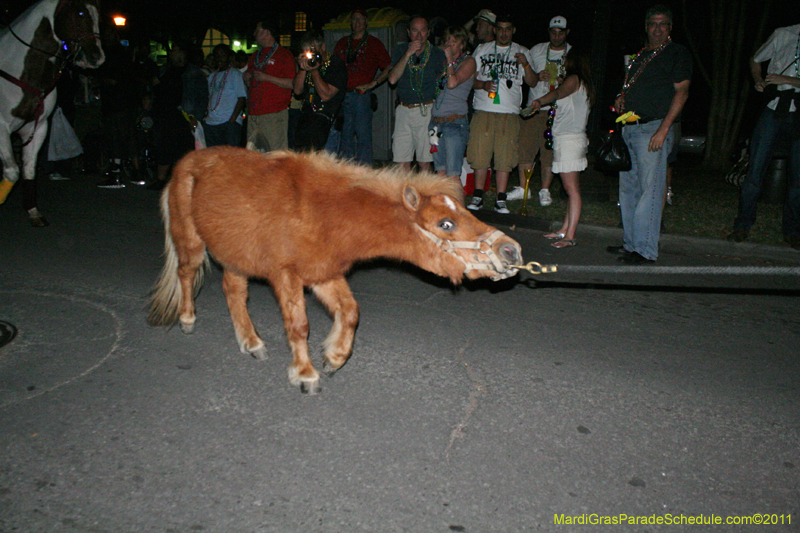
[415,225,519,281]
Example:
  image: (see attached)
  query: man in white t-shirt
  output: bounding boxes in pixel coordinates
[518,16,571,207]
[466,14,537,214]
[728,24,800,248]
[203,44,247,147]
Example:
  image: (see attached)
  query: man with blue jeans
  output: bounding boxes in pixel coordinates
[608,5,691,264]
[727,24,800,249]
[333,10,391,166]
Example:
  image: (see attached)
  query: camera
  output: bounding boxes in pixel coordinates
[304,49,321,68]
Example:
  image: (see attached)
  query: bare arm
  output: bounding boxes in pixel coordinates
[229,97,246,123]
[388,42,423,85]
[750,57,766,92]
[514,52,538,87]
[649,79,690,152]
[531,74,580,110]
[445,57,476,89]
[356,66,391,92]
[765,73,800,88]
[252,69,296,89]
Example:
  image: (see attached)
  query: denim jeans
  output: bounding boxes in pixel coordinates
[619,120,674,260]
[733,108,800,237]
[430,117,470,177]
[324,125,341,155]
[339,92,373,165]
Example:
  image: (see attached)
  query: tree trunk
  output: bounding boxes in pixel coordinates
[690,0,773,170]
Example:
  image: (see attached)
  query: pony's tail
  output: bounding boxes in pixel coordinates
[147,186,209,327]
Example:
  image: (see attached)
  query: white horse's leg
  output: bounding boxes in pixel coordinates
[20,115,50,226]
[0,130,19,204]
[311,277,359,377]
[273,271,320,394]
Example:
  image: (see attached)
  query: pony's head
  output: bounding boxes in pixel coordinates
[402,184,523,283]
[53,0,104,68]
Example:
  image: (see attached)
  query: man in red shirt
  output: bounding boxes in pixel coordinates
[333,9,391,166]
[243,20,296,152]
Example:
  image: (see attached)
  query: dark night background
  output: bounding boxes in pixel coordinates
[3,0,797,143]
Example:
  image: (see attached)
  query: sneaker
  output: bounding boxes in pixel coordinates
[506,186,525,201]
[97,176,125,189]
[494,200,510,214]
[466,196,483,211]
[666,187,674,205]
[538,188,552,206]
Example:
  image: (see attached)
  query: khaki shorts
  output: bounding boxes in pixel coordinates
[392,105,434,163]
[518,111,553,168]
[466,111,520,172]
[246,109,289,152]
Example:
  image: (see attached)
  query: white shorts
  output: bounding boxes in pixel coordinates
[393,105,434,163]
[552,133,588,174]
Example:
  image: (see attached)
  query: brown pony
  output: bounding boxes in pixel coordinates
[147,148,522,394]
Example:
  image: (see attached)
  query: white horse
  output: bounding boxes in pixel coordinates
[0,0,104,226]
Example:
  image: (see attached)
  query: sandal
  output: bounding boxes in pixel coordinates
[551,239,577,248]
[544,232,566,240]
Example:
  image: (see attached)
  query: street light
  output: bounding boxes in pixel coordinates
[113,15,126,27]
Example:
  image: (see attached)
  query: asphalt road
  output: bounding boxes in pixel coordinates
[1,172,799,532]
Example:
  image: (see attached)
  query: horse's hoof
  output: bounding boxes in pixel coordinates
[29,215,49,227]
[250,346,268,361]
[299,380,321,395]
[180,322,194,334]
[321,360,338,377]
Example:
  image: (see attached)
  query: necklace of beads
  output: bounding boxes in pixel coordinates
[437,52,469,92]
[408,42,432,100]
[621,37,671,96]
[254,42,278,69]
[208,68,231,113]
[345,33,369,67]
[307,57,333,112]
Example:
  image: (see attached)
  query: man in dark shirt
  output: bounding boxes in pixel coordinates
[387,15,447,172]
[292,31,348,152]
[608,4,691,264]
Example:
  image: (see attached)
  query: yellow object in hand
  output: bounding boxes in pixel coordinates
[615,111,641,123]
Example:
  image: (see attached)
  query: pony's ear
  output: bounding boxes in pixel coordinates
[403,185,420,211]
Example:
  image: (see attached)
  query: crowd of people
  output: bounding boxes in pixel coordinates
[47,4,799,257]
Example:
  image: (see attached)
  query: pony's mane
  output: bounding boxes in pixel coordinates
[264,150,465,203]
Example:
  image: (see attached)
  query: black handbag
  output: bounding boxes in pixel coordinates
[595,128,632,173]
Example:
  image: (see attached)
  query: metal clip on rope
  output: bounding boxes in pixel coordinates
[510,262,558,275]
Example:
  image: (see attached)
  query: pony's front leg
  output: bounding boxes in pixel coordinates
[273,272,319,394]
[222,270,268,360]
[311,277,359,377]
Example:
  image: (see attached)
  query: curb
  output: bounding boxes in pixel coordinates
[472,211,800,266]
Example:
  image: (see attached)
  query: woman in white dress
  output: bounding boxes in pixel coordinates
[529,49,593,248]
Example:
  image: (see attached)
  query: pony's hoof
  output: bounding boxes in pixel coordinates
[250,346,268,360]
[180,322,195,334]
[299,379,321,395]
[321,360,338,377]
[29,215,49,227]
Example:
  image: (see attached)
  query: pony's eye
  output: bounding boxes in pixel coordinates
[438,219,456,232]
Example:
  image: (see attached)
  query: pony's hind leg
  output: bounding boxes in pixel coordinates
[222,270,268,360]
[273,272,319,394]
[311,277,359,377]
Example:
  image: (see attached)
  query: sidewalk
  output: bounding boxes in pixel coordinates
[470,208,800,291]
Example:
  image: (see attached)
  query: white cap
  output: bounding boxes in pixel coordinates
[475,9,496,25]
[549,16,567,29]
